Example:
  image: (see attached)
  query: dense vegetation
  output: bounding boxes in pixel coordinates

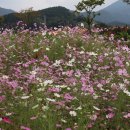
[0,24,130,130]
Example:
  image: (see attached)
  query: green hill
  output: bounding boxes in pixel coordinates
[1,6,84,27]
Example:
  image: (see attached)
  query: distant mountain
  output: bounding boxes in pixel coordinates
[2,6,83,27]
[0,7,15,16]
[95,0,130,25]
[38,7,76,27]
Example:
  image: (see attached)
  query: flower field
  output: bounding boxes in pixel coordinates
[0,25,130,130]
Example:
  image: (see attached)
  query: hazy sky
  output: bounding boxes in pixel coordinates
[0,0,118,11]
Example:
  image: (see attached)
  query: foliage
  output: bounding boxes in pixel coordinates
[15,7,40,26]
[0,16,4,25]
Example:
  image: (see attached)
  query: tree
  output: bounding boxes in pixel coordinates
[76,0,105,33]
[15,7,39,26]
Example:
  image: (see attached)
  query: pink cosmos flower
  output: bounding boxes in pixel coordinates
[75,70,81,77]
[17,21,23,26]
[41,61,49,66]
[90,114,97,121]
[118,69,128,76]
[64,93,74,101]
[122,46,129,51]
[28,74,35,81]
[81,85,94,94]
[0,95,5,102]
[106,113,115,119]
[23,63,29,68]
[88,87,94,95]
[115,61,124,67]
[8,81,18,89]
[21,126,31,130]
[48,87,60,93]
[65,70,74,77]
[30,116,37,120]
[81,85,87,92]
[56,124,62,128]
[44,55,49,61]
[98,55,104,62]
[65,128,72,130]
[53,101,65,106]
[87,123,93,128]
[123,113,130,118]
[2,117,12,124]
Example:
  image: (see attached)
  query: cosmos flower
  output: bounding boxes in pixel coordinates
[21,126,31,130]
[2,117,12,124]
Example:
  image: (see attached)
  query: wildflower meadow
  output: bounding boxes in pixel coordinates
[0,23,130,130]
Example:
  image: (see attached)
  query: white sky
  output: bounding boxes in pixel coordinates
[0,0,118,11]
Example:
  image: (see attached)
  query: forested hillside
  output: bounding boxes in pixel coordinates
[1,6,84,27]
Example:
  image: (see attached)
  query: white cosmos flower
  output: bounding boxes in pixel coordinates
[124,79,129,84]
[42,31,47,36]
[66,58,75,66]
[33,48,39,52]
[81,23,84,27]
[66,62,73,66]
[6,113,13,116]
[93,94,99,99]
[37,88,45,92]
[86,64,91,68]
[104,53,109,56]
[67,87,71,90]
[46,47,50,51]
[30,70,37,75]
[123,89,130,96]
[88,59,92,63]
[68,54,72,58]
[53,60,61,67]
[76,106,82,110]
[46,98,56,102]
[54,93,60,98]
[70,58,75,63]
[55,85,67,88]
[61,119,67,123]
[119,83,126,90]
[69,111,77,117]
[42,106,49,111]
[43,80,53,86]
[36,77,41,81]
[106,89,110,92]
[2,75,9,79]
[88,52,98,56]
[93,106,100,111]
[126,62,130,66]
[0,118,2,121]
[21,96,30,100]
